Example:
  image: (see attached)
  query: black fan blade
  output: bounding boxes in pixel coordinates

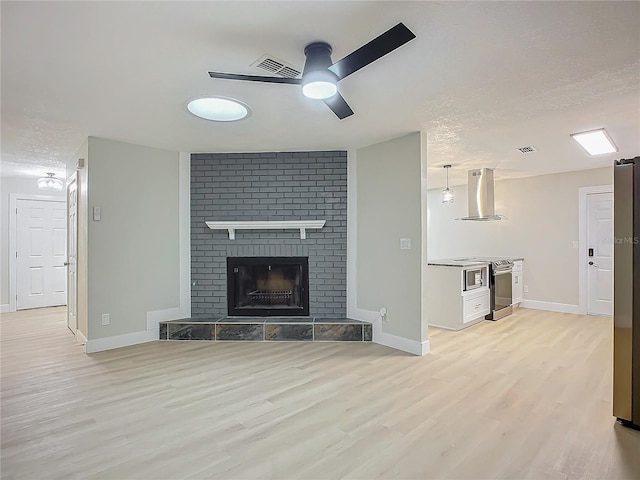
[208,71,302,84]
[328,23,416,80]
[323,92,354,119]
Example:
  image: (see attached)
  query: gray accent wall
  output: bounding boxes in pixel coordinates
[85,137,181,340]
[190,151,347,318]
[355,133,425,342]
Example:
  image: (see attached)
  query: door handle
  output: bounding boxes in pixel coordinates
[588,261,598,267]
[64,262,70,266]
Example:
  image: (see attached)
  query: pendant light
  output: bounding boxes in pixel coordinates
[37,173,64,191]
[441,164,454,203]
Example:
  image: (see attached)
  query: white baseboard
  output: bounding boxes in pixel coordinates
[520,300,582,315]
[375,332,431,356]
[86,329,157,354]
[0,304,10,314]
[348,306,379,323]
[349,306,430,356]
[146,306,189,331]
[87,305,186,353]
[75,329,88,346]
[86,304,188,354]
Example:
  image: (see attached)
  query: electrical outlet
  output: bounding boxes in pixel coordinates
[380,307,389,322]
[101,313,110,326]
[524,285,529,293]
[400,238,411,250]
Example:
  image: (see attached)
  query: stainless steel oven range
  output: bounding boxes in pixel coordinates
[486,259,513,320]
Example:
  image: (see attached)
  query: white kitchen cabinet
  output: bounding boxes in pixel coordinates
[463,288,491,324]
[512,260,523,306]
[427,264,490,330]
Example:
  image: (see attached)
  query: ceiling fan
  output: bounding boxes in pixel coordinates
[208,23,416,120]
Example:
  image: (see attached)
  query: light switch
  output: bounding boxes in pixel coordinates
[93,206,101,221]
[400,238,411,250]
[572,240,579,249]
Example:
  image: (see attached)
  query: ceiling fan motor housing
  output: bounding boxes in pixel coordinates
[303,42,335,76]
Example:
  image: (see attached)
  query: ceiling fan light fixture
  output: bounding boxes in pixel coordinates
[207,23,415,118]
[302,81,337,100]
[187,97,250,122]
[302,69,338,100]
[38,173,64,191]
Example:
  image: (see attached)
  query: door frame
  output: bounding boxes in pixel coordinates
[8,193,67,313]
[66,172,78,335]
[578,184,613,315]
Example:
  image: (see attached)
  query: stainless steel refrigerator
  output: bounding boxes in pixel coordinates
[613,156,640,430]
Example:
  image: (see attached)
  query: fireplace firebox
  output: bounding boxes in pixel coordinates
[227,257,309,316]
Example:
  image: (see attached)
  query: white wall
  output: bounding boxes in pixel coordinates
[352,132,428,351]
[0,176,66,310]
[84,137,185,348]
[427,167,612,307]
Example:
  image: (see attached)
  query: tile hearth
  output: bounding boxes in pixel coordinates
[159,317,372,343]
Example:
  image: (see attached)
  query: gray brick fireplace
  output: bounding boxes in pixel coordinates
[190,151,347,318]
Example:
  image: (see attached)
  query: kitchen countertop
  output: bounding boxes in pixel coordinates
[469,257,524,262]
[427,256,524,267]
[427,259,490,267]
[470,256,525,262]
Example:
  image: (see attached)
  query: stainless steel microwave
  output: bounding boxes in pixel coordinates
[464,268,485,291]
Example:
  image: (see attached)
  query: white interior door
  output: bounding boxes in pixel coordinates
[16,198,67,310]
[67,176,78,333]
[586,192,613,316]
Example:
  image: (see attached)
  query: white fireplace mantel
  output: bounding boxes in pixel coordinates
[205,220,326,240]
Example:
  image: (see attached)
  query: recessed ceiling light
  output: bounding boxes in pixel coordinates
[570,128,618,156]
[187,97,250,122]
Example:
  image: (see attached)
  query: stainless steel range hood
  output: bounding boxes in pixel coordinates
[457,168,507,221]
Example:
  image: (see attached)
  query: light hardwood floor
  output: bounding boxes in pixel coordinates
[1,307,639,480]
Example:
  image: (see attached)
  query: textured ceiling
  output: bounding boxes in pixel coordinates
[1,1,639,187]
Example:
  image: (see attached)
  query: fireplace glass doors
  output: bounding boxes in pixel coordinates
[227,257,309,316]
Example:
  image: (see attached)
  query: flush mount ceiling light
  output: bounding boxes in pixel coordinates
[570,128,618,156]
[187,97,250,122]
[442,164,454,204]
[37,173,64,191]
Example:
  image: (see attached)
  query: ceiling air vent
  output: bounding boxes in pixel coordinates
[252,55,301,78]
[517,145,537,154]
